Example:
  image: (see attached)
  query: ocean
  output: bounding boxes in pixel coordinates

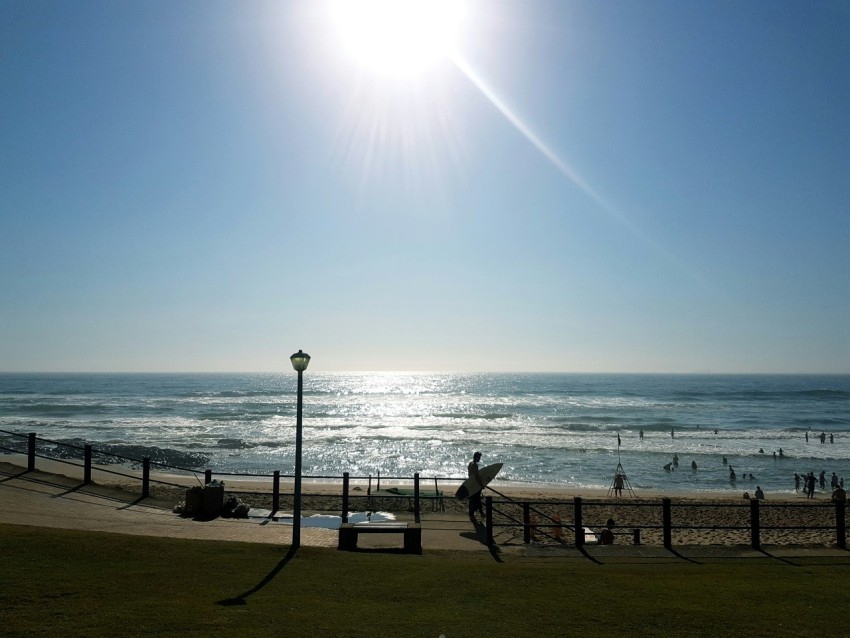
[1,372,848,495]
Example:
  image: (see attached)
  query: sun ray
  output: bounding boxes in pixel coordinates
[450,53,713,289]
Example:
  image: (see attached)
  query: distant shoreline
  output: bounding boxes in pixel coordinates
[1,453,826,503]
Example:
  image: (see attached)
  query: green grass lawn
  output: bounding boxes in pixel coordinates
[1,523,846,637]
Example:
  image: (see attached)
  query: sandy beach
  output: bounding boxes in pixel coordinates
[2,453,843,548]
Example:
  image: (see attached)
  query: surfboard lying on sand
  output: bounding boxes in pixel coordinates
[455,462,502,499]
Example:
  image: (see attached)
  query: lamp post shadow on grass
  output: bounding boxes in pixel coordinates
[217,544,299,606]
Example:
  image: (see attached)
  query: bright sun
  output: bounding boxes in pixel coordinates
[330,0,465,78]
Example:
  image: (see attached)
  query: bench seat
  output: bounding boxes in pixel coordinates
[338,522,422,553]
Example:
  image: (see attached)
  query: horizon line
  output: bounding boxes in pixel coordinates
[1,370,848,376]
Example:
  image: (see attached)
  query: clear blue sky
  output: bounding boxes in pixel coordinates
[1,0,848,373]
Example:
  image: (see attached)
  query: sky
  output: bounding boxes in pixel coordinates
[1,0,849,374]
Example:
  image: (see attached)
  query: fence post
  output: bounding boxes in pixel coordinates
[749,498,760,550]
[272,470,280,513]
[836,500,846,550]
[414,472,421,524]
[574,497,584,548]
[523,502,531,544]
[83,444,92,484]
[204,469,212,485]
[142,457,150,498]
[485,496,494,546]
[342,472,350,523]
[27,432,36,471]
[662,498,672,550]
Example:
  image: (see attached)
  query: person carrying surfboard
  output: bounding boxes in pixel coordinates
[467,451,485,522]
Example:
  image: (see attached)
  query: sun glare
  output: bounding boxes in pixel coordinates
[330,0,465,78]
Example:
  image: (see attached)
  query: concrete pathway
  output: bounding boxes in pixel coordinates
[0,463,487,552]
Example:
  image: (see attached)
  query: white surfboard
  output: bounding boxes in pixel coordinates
[455,462,502,499]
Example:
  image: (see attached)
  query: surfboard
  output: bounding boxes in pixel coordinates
[455,462,502,499]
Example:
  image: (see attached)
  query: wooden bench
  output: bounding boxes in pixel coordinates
[338,522,422,553]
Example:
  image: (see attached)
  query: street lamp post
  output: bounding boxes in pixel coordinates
[290,349,311,548]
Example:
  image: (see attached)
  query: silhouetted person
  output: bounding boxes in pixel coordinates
[613,473,624,498]
[467,451,485,523]
[806,473,816,499]
[598,518,615,545]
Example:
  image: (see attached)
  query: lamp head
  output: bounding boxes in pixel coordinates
[290,350,311,372]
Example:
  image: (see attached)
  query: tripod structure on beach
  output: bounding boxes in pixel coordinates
[607,434,635,497]
[607,461,635,497]
[609,436,636,498]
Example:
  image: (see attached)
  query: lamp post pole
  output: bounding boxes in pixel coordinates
[290,350,310,549]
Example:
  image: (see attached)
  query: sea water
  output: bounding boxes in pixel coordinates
[1,372,848,495]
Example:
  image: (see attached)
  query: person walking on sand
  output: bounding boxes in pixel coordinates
[807,473,816,499]
[613,473,624,498]
[467,451,485,523]
[754,486,765,500]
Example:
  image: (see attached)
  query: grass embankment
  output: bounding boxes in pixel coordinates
[1,523,846,637]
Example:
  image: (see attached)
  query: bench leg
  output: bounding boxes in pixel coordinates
[338,527,358,551]
[404,527,422,554]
